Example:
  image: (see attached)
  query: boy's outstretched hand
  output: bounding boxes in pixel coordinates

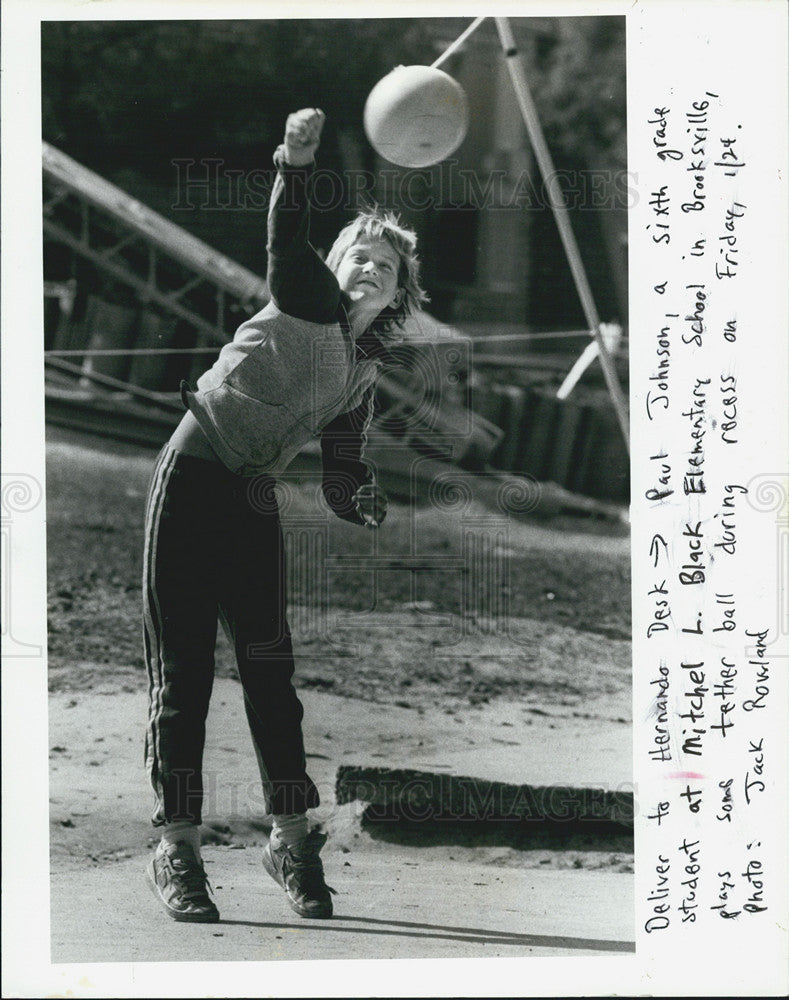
[283,108,325,166]
[353,483,387,529]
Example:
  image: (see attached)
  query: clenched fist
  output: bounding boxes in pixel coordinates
[283,108,326,167]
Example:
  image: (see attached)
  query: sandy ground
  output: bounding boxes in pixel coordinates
[52,855,635,963]
[44,429,634,965]
[49,678,634,964]
[50,679,633,872]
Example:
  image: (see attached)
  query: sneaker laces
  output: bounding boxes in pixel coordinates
[285,836,337,897]
[288,855,337,898]
[167,853,215,901]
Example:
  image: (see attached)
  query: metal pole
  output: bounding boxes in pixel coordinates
[430,16,487,70]
[494,17,630,452]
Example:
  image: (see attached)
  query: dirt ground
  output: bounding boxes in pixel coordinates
[46,427,631,701]
[46,428,633,878]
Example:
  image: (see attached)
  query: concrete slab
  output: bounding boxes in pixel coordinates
[51,848,635,963]
[335,765,634,826]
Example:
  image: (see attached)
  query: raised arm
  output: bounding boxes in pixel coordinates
[266,108,340,323]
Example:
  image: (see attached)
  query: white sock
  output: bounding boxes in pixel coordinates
[271,813,308,850]
[159,821,202,859]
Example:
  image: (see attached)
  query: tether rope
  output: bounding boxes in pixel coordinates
[430,16,488,69]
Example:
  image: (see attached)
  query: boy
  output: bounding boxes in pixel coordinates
[144,108,427,922]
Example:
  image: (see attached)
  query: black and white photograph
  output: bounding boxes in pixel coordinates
[40,10,633,963]
[2,1,787,997]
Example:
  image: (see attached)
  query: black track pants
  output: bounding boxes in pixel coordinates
[143,445,319,825]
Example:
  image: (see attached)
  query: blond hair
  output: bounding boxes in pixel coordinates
[325,209,429,342]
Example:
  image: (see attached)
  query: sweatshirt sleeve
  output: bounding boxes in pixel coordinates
[266,146,341,323]
[320,385,380,525]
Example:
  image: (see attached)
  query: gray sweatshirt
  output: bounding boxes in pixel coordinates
[181,147,383,522]
[182,302,379,476]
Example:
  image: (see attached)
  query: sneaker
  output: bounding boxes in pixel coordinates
[262,827,336,919]
[146,841,219,923]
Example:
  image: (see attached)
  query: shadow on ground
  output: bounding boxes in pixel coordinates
[218,912,636,953]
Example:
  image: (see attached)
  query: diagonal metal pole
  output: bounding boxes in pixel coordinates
[430,16,488,69]
[494,17,630,452]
